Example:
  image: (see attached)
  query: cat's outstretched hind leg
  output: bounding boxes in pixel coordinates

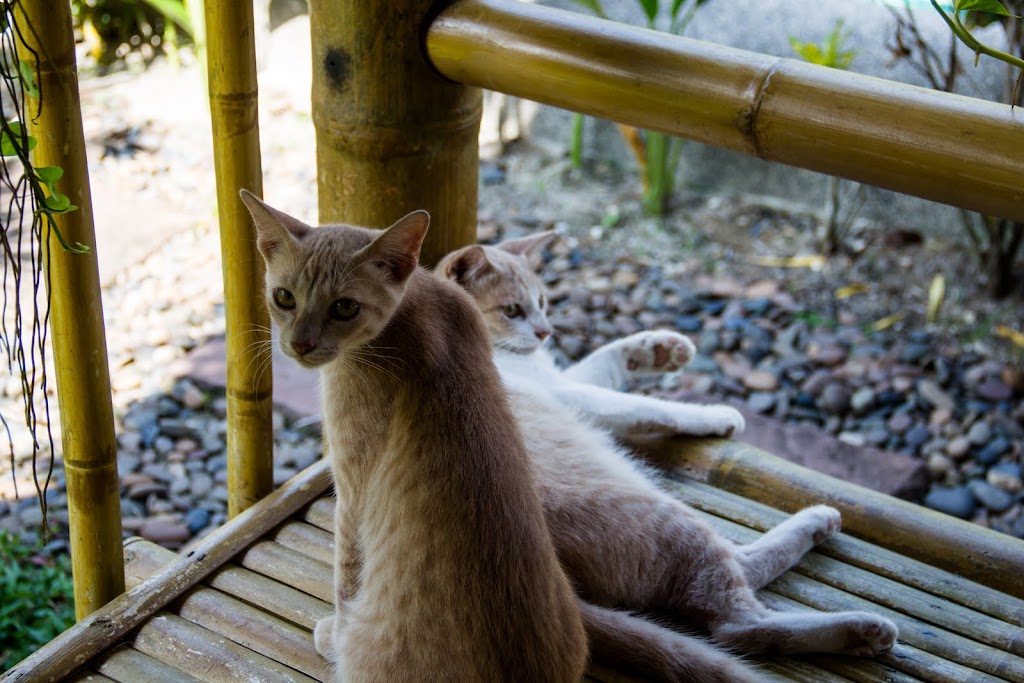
[738,505,841,589]
[712,608,898,657]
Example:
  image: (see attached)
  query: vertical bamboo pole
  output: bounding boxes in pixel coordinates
[19,0,124,619]
[204,0,273,516]
[308,0,482,267]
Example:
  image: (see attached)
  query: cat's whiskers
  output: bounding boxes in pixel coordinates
[347,350,401,384]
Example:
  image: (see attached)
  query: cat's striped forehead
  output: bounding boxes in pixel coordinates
[290,224,377,294]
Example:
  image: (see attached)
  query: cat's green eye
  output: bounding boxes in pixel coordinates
[502,303,525,319]
[330,298,361,321]
[273,288,296,309]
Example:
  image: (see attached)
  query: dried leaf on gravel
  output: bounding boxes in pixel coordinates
[995,324,1024,348]
[835,283,870,299]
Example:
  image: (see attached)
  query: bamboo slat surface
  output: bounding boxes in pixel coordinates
[640,436,1024,599]
[8,445,1024,682]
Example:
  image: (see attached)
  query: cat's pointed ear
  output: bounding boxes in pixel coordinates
[364,210,429,282]
[240,189,311,260]
[437,245,493,285]
[497,231,558,266]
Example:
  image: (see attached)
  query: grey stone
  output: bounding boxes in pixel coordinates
[926,453,954,478]
[977,378,1013,403]
[887,412,913,436]
[273,466,298,486]
[924,486,976,519]
[153,436,175,455]
[850,387,876,414]
[901,343,930,364]
[987,463,1023,493]
[975,437,1011,466]
[747,392,776,414]
[917,379,954,412]
[818,383,851,414]
[141,463,173,482]
[800,369,833,398]
[117,451,141,474]
[904,425,932,449]
[139,518,191,545]
[190,472,214,499]
[18,503,44,527]
[743,371,779,392]
[184,507,211,534]
[947,436,972,460]
[967,421,993,446]
[967,480,1014,513]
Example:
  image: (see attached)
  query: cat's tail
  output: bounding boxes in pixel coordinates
[579,601,763,683]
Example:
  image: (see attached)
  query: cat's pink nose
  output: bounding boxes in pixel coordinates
[535,328,551,341]
[291,340,317,356]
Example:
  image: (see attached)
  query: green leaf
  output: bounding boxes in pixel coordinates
[638,0,659,24]
[0,122,38,157]
[789,38,825,65]
[953,0,1016,16]
[42,194,73,213]
[139,0,193,33]
[566,0,607,17]
[18,59,39,99]
[671,0,686,20]
[35,166,64,185]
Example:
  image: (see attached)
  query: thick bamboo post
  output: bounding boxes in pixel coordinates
[19,0,124,619]
[204,0,273,516]
[428,0,1024,223]
[308,0,482,267]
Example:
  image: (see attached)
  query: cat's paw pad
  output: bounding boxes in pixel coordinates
[842,616,898,657]
[622,331,696,375]
[797,505,842,544]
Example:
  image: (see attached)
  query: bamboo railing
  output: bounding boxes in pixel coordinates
[204,0,274,517]
[19,0,125,619]
[426,0,1024,223]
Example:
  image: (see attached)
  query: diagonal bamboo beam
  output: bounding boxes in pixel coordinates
[308,0,482,267]
[204,0,273,516]
[428,0,1024,223]
[18,0,124,619]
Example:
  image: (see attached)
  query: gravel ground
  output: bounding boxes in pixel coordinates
[1,45,1022,553]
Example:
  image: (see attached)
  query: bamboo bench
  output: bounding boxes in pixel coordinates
[5,438,1023,682]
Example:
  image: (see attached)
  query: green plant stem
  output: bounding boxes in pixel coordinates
[643,130,669,214]
[931,0,1024,70]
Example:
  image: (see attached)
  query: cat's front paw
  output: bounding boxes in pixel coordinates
[622,331,696,375]
[794,505,842,545]
[697,405,745,437]
[315,611,351,662]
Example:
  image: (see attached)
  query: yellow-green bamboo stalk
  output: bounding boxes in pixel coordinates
[308,0,482,267]
[18,0,124,619]
[428,0,1024,223]
[204,0,272,516]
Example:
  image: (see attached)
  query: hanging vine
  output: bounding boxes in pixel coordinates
[1,0,85,537]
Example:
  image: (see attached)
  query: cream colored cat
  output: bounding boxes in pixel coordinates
[240,192,587,682]
[439,234,899,680]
